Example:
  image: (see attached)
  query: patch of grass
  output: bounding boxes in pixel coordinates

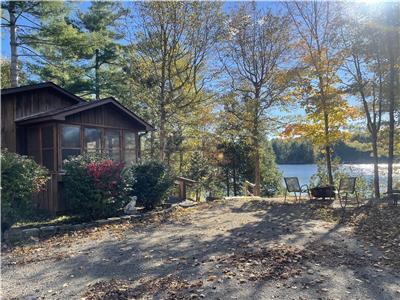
[12,214,83,229]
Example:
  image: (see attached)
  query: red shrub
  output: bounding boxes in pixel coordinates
[86,160,125,196]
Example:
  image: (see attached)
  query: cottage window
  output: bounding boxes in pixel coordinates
[124,131,136,165]
[84,127,102,154]
[104,129,120,161]
[61,125,81,163]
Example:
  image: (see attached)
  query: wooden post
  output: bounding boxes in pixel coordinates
[179,180,186,200]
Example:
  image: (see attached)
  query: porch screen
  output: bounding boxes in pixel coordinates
[104,129,120,161]
[61,125,81,163]
[41,125,54,171]
[124,131,136,165]
[84,127,102,154]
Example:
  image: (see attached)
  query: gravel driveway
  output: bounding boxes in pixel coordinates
[2,198,400,299]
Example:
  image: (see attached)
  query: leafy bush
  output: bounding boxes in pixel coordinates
[260,142,283,197]
[1,150,49,229]
[64,153,131,220]
[129,160,175,210]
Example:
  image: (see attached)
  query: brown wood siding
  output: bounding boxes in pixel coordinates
[1,88,78,153]
[32,173,58,212]
[1,96,16,151]
[65,104,140,130]
[14,88,76,119]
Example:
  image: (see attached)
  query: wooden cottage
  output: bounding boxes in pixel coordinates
[1,82,154,212]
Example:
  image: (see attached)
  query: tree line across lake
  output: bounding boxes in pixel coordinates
[272,137,390,165]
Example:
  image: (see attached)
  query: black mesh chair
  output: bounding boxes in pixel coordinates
[338,177,359,208]
[284,177,310,202]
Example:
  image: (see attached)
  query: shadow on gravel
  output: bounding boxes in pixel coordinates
[32,199,398,299]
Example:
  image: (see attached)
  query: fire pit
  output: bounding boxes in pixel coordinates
[310,186,336,200]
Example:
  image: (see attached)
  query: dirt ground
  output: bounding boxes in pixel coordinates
[2,198,400,300]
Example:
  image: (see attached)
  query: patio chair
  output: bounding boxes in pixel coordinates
[284,177,310,202]
[384,189,400,206]
[338,177,359,208]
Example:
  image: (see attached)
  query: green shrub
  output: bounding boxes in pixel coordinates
[130,160,175,210]
[1,150,49,229]
[63,153,131,220]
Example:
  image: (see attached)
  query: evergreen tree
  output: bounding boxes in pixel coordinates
[28,1,128,99]
[1,1,70,87]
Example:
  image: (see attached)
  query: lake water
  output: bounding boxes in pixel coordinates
[278,164,400,192]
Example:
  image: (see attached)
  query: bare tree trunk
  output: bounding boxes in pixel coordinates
[323,110,334,186]
[254,148,261,196]
[387,76,395,194]
[226,169,230,196]
[233,154,237,196]
[386,1,399,194]
[9,2,18,87]
[253,89,261,196]
[179,150,183,174]
[94,49,100,100]
[159,107,166,161]
[150,130,155,158]
[371,132,381,198]
[159,25,167,161]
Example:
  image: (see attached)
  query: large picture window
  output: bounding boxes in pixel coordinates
[61,125,81,163]
[104,129,120,161]
[124,131,136,165]
[58,125,137,167]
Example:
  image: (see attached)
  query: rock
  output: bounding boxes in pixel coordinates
[94,219,109,226]
[22,228,40,241]
[190,293,199,299]
[239,278,247,284]
[107,217,122,224]
[307,269,314,275]
[129,214,142,221]
[71,224,84,231]
[179,200,197,208]
[81,223,91,229]
[39,226,57,237]
[4,229,23,244]
[58,224,72,233]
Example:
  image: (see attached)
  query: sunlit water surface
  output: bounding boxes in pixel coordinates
[278,164,400,193]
